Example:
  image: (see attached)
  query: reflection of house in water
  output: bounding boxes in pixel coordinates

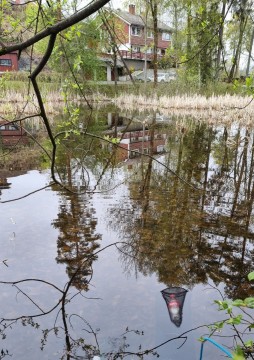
[104,113,169,161]
[106,113,167,161]
[118,129,166,160]
[0,121,28,146]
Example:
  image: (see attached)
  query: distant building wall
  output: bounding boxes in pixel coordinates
[0,52,18,72]
[124,59,146,70]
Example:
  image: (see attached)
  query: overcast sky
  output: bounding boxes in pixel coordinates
[105,0,171,24]
[109,0,125,9]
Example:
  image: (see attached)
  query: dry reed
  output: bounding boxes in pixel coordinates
[114,94,254,126]
[0,90,110,118]
[2,91,254,127]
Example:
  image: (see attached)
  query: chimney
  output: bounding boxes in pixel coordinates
[129,4,135,15]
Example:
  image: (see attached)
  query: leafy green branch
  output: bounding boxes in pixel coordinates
[204,272,254,360]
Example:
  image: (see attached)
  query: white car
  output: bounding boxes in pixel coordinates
[148,72,176,83]
[132,70,152,82]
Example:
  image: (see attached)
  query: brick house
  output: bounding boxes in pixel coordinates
[0,51,18,72]
[102,4,173,73]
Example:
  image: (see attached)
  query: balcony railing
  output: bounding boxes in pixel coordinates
[119,50,163,61]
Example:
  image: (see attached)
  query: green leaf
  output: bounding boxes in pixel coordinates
[226,315,242,325]
[244,339,253,347]
[244,297,254,308]
[246,77,253,88]
[233,354,245,360]
[214,300,231,310]
[233,345,245,360]
[248,272,254,281]
[233,79,239,90]
[198,337,205,342]
[232,299,245,307]
[213,321,225,329]
[214,300,223,306]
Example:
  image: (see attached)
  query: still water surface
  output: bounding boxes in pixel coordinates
[0,114,253,359]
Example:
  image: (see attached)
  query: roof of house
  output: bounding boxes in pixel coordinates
[113,8,173,32]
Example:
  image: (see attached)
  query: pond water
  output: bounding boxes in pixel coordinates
[0,110,254,360]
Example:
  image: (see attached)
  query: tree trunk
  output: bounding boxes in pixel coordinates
[186,0,192,66]
[215,0,227,80]
[246,25,254,77]
[228,6,248,81]
[150,0,158,86]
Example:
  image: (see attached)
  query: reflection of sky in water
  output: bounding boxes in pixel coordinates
[0,170,235,360]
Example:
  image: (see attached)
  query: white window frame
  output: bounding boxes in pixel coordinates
[130,149,139,158]
[147,30,153,38]
[132,46,141,53]
[0,59,12,66]
[162,32,171,41]
[9,124,19,131]
[131,25,141,36]
[157,145,164,152]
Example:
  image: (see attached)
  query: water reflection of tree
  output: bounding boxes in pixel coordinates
[109,121,254,299]
[202,126,254,299]
[52,190,101,290]
[51,127,103,290]
[50,111,143,291]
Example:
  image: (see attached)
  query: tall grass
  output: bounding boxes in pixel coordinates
[114,93,254,126]
[0,73,252,126]
[0,88,111,117]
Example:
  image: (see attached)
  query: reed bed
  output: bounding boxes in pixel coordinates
[114,93,254,126]
[0,90,111,117]
[2,90,254,127]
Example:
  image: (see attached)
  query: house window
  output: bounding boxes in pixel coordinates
[131,26,141,36]
[147,30,153,38]
[8,124,19,130]
[0,59,12,66]
[147,47,153,54]
[130,149,139,158]
[132,46,141,53]
[162,32,171,41]
[157,145,164,152]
